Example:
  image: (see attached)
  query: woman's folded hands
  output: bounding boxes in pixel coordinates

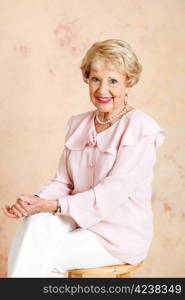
[2,194,57,218]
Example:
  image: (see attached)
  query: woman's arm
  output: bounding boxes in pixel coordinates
[33,147,73,200]
[55,133,161,229]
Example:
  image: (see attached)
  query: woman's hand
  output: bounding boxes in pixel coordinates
[2,194,58,219]
[2,194,44,218]
[2,204,21,218]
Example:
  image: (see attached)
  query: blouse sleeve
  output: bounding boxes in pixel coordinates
[34,116,74,200]
[58,131,164,229]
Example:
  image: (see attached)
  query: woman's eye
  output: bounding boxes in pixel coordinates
[91,77,98,82]
[110,79,117,84]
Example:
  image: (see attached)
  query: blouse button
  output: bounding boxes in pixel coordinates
[87,134,97,147]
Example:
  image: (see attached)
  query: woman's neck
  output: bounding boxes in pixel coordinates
[97,105,134,122]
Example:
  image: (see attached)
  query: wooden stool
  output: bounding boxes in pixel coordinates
[67,261,143,278]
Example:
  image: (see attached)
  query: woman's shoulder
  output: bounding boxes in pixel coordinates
[64,110,95,146]
[65,109,94,130]
[124,107,163,128]
[71,109,94,121]
[67,109,95,131]
[119,108,167,148]
[128,107,158,123]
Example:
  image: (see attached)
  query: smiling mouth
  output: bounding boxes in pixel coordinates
[96,97,113,103]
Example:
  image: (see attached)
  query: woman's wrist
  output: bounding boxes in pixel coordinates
[41,199,58,213]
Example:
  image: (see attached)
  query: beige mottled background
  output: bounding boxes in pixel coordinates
[0,0,184,278]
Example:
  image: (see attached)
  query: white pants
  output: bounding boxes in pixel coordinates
[8,212,123,277]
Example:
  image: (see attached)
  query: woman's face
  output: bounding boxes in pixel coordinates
[87,61,128,118]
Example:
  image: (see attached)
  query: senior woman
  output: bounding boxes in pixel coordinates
[2,39,166,277]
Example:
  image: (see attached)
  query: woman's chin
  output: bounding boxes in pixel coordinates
[93,102,113,112]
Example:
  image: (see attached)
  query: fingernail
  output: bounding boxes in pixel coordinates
[20,195,24,200]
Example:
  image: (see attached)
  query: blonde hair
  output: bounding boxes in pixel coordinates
[80,39,142,87]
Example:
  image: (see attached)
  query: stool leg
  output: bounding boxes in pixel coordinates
[116,272,131,278]
[67,272,83,278]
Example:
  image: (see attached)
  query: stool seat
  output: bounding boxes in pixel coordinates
[67,260,143,278]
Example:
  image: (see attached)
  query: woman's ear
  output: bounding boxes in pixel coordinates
[125,76,131,88]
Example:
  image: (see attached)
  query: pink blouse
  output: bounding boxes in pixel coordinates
[35,108,166,265]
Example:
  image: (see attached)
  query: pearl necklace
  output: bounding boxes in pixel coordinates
[95,101,128,125]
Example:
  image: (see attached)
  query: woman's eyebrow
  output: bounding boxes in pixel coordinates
[109,75,118,78]
[90,73,119,78]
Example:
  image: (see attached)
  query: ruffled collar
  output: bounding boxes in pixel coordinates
[64,108,166,154]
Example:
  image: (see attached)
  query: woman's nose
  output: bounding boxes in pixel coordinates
[97,81,108,94]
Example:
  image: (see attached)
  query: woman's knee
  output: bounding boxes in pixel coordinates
[24,212,50,223]
[22,213,77,235]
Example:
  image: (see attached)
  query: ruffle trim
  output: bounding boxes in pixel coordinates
[64,109,166,154]
[119,111,167,148]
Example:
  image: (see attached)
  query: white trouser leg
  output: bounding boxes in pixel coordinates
[8,212,77,278]
[50,228,123,277]
[8,213,124,278]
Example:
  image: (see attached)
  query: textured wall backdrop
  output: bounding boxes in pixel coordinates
[0,0,185,277]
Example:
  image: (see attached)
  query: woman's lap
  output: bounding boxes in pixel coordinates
[52,227,122,273]
[8,212,123,277]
